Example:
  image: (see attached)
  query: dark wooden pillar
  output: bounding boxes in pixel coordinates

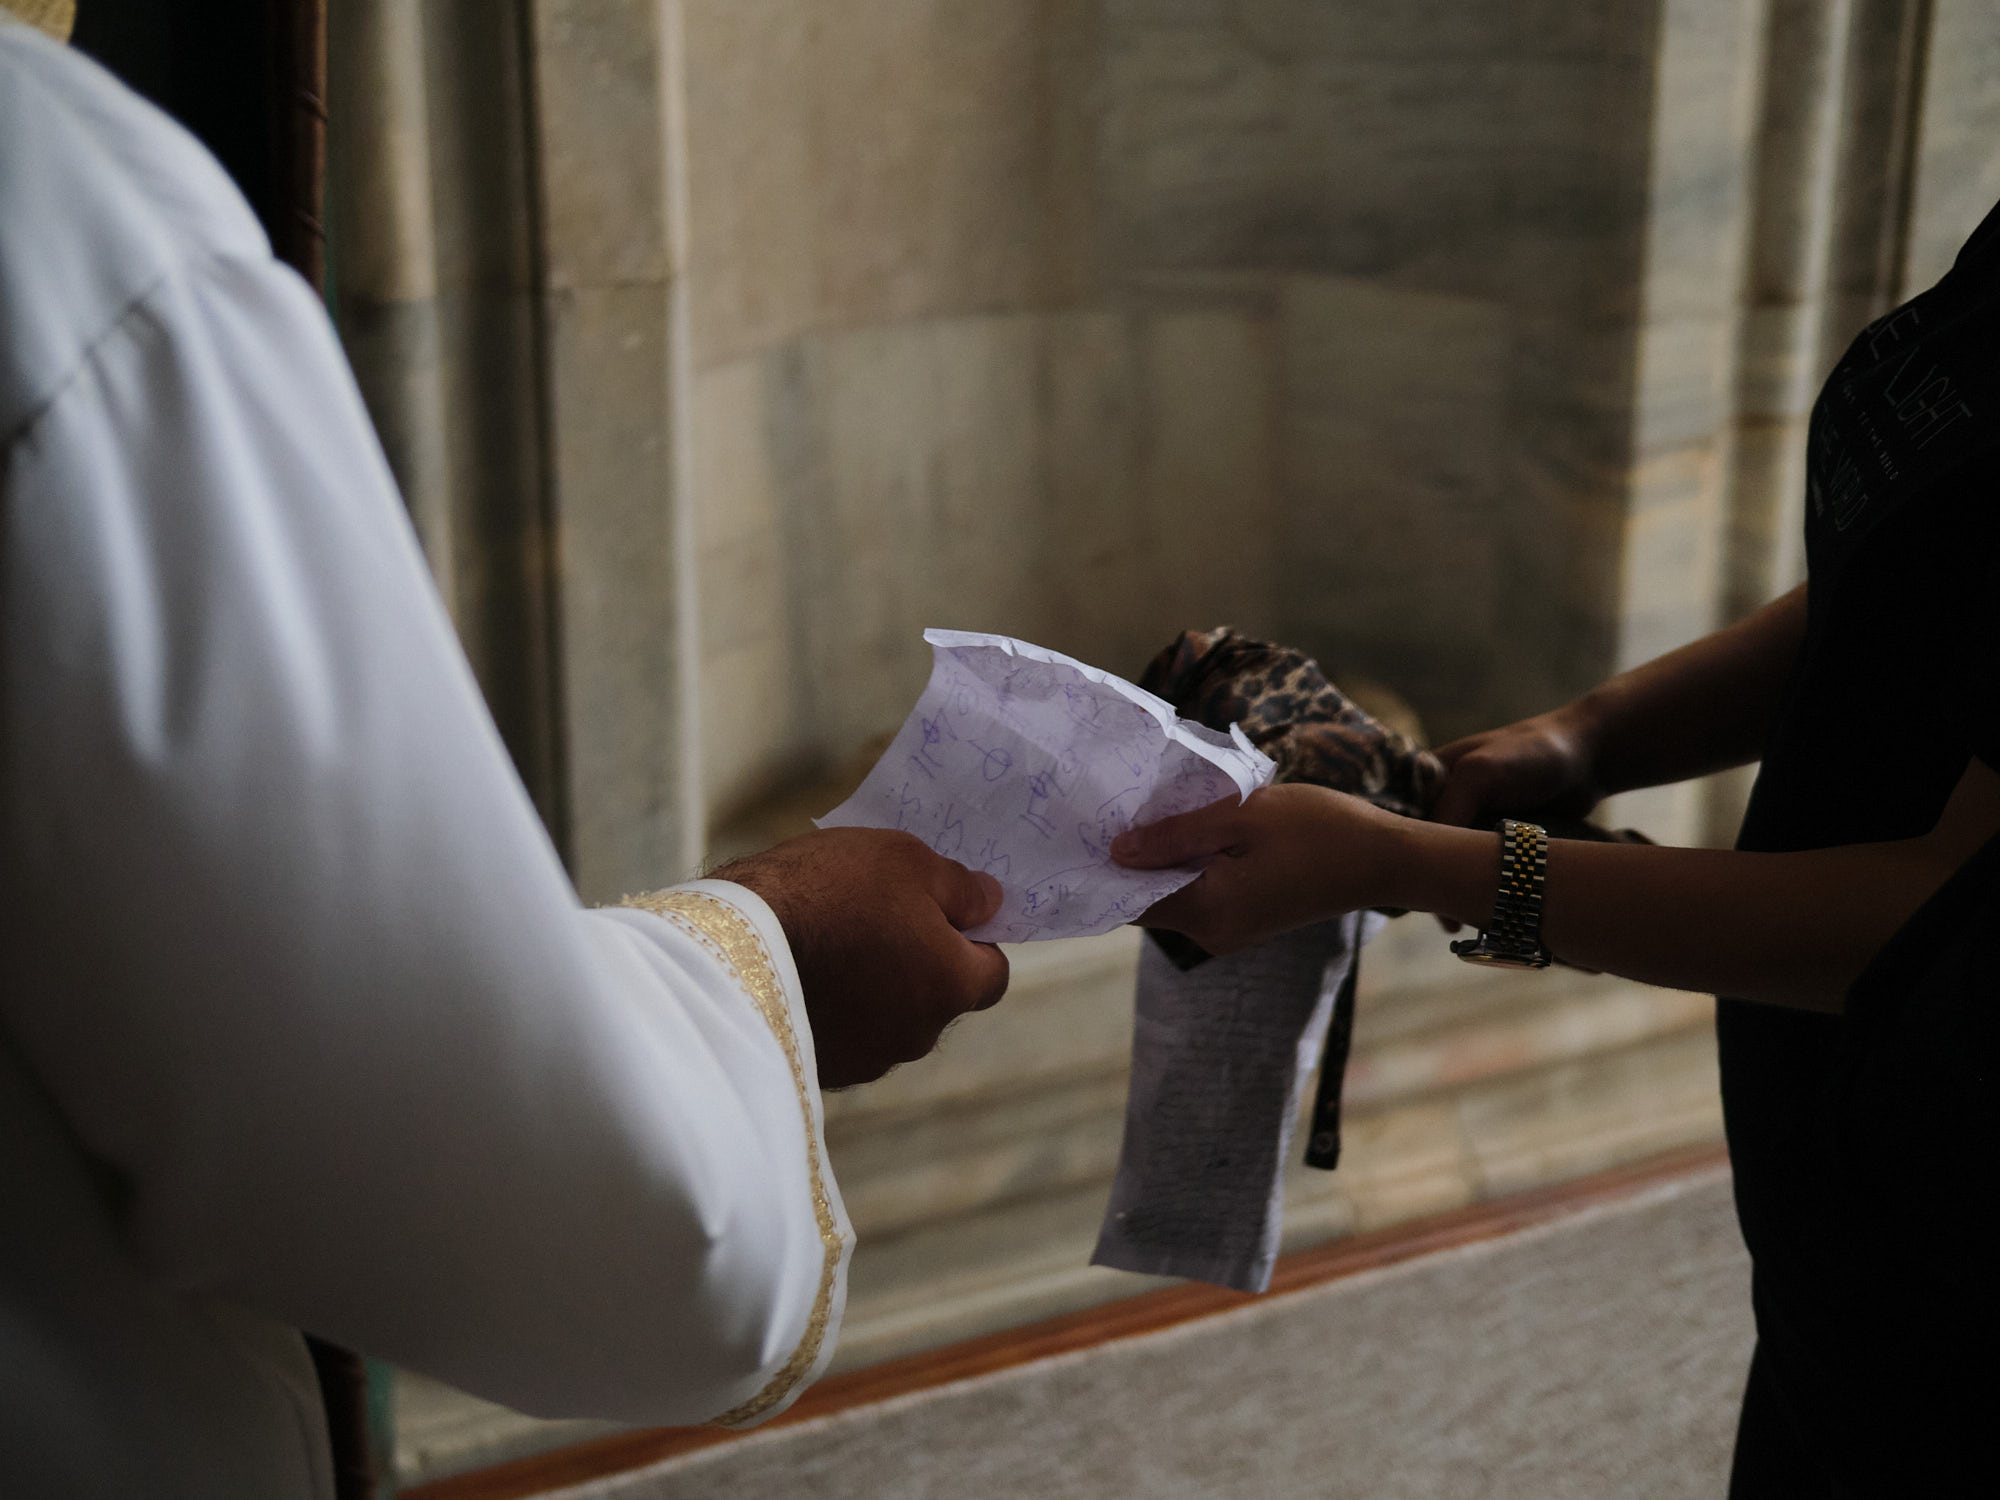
[72,0,326,289]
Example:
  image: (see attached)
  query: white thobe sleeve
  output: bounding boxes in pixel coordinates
[0,240,851,1426]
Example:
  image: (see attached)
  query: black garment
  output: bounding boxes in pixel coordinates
[1725,201,2000,1495]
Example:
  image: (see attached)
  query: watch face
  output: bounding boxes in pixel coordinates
[1457,949,1547,970]
[1450,935,1551,970]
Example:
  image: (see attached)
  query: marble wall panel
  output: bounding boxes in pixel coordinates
[696,302,1284,822]
[1039,310,1149,662]
[1280,275,1510,740]
[1329,1098,1480,1231]
[1096,7,1520,294]
[529,0,705,900]
[1459,1027,1723,1197]
[683,0,1055,369]
[1613,448,1725,678]
[1903,0,2000,293]
[822,930,1143,1128]
[737,314,1053,770]
[678,0,818,367]
[1136,308,1282,649]
[541,280,699,898]
[694,360,813,823]
[532,0,673,287]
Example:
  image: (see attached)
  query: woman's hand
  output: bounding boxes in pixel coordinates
[1429,703,1606,829]
[1109,784,1402,954]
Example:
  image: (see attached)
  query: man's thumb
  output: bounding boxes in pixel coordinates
[932,861,1004,930]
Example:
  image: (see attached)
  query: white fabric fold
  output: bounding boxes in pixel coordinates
[0,30,845,1495]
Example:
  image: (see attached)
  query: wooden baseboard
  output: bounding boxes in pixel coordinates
[405,1140,1728,1500]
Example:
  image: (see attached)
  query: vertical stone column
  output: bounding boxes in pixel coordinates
[1583,0,1770,845]
[1723,0,1851,632]
[327,0,452,592]
[525,0,705,899]
[330,0,567,841]
[1901,0,2000,291]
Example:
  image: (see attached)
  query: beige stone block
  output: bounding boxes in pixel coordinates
[1597,781,1709,850]
[833,1184,1157,1372]
[1722,412,1808,620]
[392,1371,612,1488]
[683,0,820,364]
[1139,309,1280,643]
[1095,23,1289,270]
[1041,303,1282,681]
[1098,14,1521,294]
[1612,454,1724,674]
[685,0,1052,367]
[822,930,1141,1128]
[1632,317,1739,461]
[797,314,1050,759]
[530,0,671,287]
[692,358,783,558]
[691,361,800,820]
[1334,1098,1479,1231]
[1353,910,1471,1007]
[809,4,1049,328]
[1633,0,1765,327]
[1284,56,1519,294]
[1735,303,1829,421]
[1358,968,1539,1053]
[1037,309,1148,670]
[1460,1028,1724,1199]
[1905,0,2000,294]
[700,638,805,827]
[1280,275,1509,721]
[695,500,788,662]
[1273,1171,1360,1253]
[829,1073,1129,1239]
[541,280,699,899]
[1346,978,1714,1111]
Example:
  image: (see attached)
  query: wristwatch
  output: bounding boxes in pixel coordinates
[1451,818,1554,969]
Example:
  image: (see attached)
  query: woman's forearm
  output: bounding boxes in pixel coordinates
[1381,820,1941,1011]
[1380,754,2000,1011]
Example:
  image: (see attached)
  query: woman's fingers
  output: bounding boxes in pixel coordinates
[1110,799,1242,870]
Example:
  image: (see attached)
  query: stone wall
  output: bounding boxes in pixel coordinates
[684,0,1954,850]
[334,0,1996,874]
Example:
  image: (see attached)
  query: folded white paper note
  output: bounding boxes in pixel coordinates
[817,629,1275,943]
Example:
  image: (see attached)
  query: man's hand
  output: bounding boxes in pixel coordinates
[1110,784,1400,955]
[712,829,1010,1089]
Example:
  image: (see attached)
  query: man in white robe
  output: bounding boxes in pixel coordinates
[0,8,1009,1495]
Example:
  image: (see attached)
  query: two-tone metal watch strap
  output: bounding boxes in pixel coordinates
[1488,818,1552,963]
[1450,818,1554,968]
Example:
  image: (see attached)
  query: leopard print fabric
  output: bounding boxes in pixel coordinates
[1139,628,1444,816]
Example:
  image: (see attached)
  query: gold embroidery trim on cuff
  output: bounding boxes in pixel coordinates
[618,888,841,1428]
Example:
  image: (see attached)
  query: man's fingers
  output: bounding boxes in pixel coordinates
[1111,801,1240,870]
[1432,732,1488,770]
[929,857,1005,930]
[1430,759,1493,828]
[957,939,1010,1012]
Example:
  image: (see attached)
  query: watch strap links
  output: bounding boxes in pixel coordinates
[1450,818,1554,969]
